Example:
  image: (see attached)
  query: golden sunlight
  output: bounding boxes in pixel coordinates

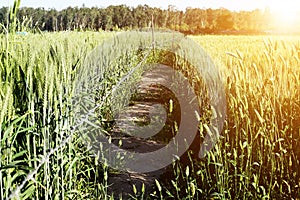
[270,3,300,29]
[276,10,298,25]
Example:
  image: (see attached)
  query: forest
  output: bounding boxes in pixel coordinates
[0,4,299,34]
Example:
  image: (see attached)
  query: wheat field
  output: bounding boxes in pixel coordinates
[1,32,300,199]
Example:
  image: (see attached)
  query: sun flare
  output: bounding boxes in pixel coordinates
[276,10,298,25]
[270,3,300,29]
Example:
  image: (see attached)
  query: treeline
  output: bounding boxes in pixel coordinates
[0,4,297,34]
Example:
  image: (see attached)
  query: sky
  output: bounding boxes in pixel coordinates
[0,0,299,12]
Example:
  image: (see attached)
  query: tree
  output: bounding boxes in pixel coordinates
[216,10,234,30]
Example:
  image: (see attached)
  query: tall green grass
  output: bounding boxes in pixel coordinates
[186,35,300,199]
[0,32,113,199]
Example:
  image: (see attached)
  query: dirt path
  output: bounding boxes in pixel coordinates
[107,67,176,199]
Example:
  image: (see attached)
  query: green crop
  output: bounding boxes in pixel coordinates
[1,31,300,199]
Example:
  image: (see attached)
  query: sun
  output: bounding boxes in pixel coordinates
[275,9,298,25]
[278,11,298,23]
[270,3,300,29]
